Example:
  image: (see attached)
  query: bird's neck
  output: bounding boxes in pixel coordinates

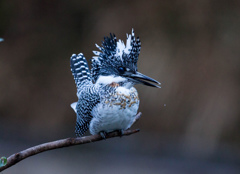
[96,75,133,89]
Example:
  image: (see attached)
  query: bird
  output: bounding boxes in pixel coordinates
[70,29,160,138]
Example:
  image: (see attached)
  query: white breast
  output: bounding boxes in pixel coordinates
[89,86,139,135]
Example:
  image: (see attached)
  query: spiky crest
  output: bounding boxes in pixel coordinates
[91,29,141,82]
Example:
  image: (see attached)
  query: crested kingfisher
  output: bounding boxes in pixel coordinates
[70,29,160,137]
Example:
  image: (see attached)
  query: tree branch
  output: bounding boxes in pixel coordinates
[0,116,141,172]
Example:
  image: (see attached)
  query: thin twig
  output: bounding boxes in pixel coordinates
[0,112,142,172]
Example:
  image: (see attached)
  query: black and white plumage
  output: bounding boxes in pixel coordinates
[91,30,141,83]
[70,53,91,96]
[70,29,160,137]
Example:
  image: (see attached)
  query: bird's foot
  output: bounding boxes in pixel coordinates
[118,129,124,137]
[99,131,107,139]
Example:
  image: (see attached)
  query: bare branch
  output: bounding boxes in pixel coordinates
[0,128,140,172]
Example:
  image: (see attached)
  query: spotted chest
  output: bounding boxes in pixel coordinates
[102,84,139,110]
[89,83,140,135]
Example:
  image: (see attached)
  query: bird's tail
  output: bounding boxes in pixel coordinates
[70,53,91,89]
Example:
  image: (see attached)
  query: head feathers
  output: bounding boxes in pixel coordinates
[91,29,141,82]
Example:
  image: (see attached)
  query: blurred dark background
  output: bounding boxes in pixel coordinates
[0,0,240,173]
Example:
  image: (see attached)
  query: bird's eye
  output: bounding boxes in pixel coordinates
[118,67,125,74]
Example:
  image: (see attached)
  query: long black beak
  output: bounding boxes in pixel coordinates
[128,72,161,88]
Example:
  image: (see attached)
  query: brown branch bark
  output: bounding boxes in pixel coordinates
[0,127,140,172]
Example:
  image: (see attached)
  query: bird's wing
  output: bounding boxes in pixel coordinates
[74,83,101,137]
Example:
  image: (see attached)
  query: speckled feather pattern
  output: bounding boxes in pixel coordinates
[70,29,141,137]
[75,81,100,136]
[70,53,91,97]
[90,86,139,135]
[91,29,141,83]
[71,78,139,136]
